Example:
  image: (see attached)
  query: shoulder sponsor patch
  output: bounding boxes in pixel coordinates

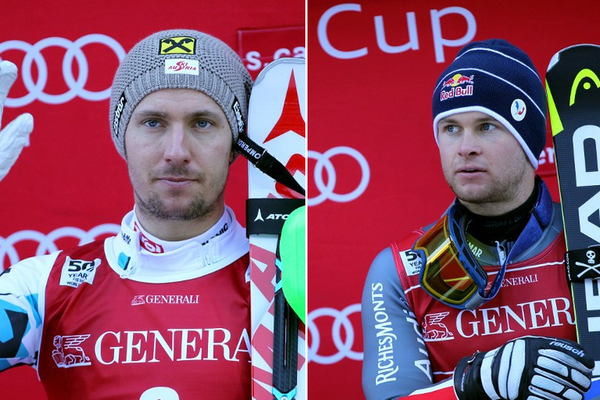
[60,257,101,288]
[399,249,422,276]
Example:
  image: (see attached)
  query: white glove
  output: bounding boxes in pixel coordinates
[454,335,594,400]
[0,60,33,182]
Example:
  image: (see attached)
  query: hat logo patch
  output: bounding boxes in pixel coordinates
[440,73,474,101]
[159,36,196,55]
[165,59,199,75]
[113,94,127,135]
[232,99,245,134]
[511,99,527,121]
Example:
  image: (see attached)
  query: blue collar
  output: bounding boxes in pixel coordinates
[448,177,553,308]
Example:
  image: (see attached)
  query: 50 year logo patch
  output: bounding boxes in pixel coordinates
[60,257,101,288]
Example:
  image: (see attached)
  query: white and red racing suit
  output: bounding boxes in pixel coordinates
[361,181,576,400]
[0,206,251,399]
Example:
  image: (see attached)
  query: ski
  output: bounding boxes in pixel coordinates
[244,57,306,400]
[546,43,600,398]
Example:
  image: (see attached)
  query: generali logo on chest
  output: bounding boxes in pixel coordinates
[51,327,251,369]
[131,294,200,306]
[422,296,575,341]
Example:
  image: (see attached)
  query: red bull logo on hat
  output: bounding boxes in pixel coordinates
[440,73,474,101]
[442,73,474,88]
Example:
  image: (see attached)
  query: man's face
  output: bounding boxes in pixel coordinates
[437,111,535,215]
[124,88,233,223]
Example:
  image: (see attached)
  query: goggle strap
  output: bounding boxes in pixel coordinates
[463,292,488,310]
[448,205,488,290]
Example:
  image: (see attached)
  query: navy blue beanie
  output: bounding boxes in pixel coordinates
[432,39,547,169]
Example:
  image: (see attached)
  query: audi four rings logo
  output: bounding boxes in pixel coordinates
[308,303,363,364]
[0,34,126,107]
[0,224,120,268]
[308,146,370,206]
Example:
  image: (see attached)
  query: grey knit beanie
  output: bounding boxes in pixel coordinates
[109,29,252,158]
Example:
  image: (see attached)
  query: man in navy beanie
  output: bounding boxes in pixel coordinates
[362,39,594,400]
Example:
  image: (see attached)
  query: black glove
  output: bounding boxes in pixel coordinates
[453,335,594,400]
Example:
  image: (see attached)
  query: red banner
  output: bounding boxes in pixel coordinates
[239,26,305,80]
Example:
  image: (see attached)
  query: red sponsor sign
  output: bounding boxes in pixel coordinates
[238,26,305,79]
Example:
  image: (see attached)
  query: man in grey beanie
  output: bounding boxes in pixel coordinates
[110,29,252,159]
[0,29,254,399]
[361,39,593,400]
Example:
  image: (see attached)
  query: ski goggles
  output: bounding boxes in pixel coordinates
[413,205,505,310]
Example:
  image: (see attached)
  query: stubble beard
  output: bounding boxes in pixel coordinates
[445,164,529,213]
[136,190,221,221]
[450,180,518,206]
[132,164,228,222]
